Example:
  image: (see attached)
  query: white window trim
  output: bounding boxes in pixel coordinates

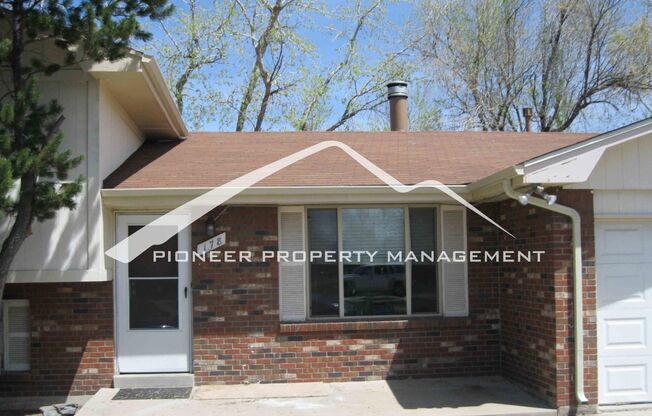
[2,299,30,372]
[305,204,453,320]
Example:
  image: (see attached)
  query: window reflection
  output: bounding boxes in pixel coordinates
[129,279,179,329]
[343,264,406,316]
[409,208,438,313]
[308,209,339,317]
[127,224,180,329]
[127,225,178,277]
[342,208,406,316]
[306,207,439,318]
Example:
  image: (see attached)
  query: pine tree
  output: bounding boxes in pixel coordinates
[0,0,173,302]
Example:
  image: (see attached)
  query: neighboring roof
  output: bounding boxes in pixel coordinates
[103,130,593,189]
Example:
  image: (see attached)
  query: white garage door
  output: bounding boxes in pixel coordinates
[597,220,652,404]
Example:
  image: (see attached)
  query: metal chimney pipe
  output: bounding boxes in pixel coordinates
[522,107,533,132]
[387,81,408,131]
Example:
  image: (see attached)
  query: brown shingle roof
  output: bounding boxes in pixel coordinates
[103,131,595,189]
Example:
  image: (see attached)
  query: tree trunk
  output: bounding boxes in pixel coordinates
[254,83,272,131]
[174,63,199,116]
[1,2,30,305]
[235,65,258,131]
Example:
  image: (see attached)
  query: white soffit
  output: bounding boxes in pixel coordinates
[523,147,606,183]
[520,118,652,184]
[81,52,188,140]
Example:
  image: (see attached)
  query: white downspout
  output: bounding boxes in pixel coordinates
[502,180,588,404]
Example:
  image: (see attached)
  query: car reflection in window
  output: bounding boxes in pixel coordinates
[343,264,406,316]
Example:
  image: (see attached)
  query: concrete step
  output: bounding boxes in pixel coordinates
[113,373,194,389]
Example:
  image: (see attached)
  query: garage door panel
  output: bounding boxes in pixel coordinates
[599,264,648,307]
[597,223,652,264]
[600,226,644,254]
[599,356,652,404]
[598,220,652,404]
[600,309,652,358]
[602,317,648,351]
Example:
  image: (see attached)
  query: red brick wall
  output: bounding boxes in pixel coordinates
[496,190,597,409]
[495,198,560,405]
[192,206,501,385]
[0,197,596,406]
[0,282,114,396]
[554,190,597,409]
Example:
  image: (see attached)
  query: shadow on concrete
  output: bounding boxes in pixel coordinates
[385,376,552,411]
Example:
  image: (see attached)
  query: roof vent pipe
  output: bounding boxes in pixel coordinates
[387,81,408,131]
[522,107,533,132]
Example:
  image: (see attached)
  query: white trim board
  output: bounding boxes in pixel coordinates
[520,117,652,184]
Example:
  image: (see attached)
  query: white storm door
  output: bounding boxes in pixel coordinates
[115,214,192,373]
[597,220,652,404]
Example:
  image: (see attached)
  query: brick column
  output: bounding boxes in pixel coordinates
[496,190,597,410]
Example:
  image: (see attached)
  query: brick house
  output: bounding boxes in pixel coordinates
[1,52,652,415]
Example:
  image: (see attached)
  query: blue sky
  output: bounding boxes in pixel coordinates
[139,0,422,131]
[139,0,651,133]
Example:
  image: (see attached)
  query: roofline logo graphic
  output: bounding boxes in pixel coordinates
[105,140,514,263]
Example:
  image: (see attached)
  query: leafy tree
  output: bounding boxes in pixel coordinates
[151,0,310,130]
[0,0,173,302]
[419,0,652,131]
[232,0,303,131]
[290,0,413,131]
[154,0,236,129]
[533,0,652,131]
[151,0,413,131]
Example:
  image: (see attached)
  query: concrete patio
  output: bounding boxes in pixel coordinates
[77,376,556,416]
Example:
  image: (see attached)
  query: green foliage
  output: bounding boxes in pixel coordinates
[0,77,84,221]
[0,0,172,269]
[151,0,235,129]
[149,0,417,131]
[0,158,12,218]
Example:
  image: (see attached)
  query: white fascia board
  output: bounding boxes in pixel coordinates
[102,185,467,195]
[101,185,472,208]
[466,165,520,193]
[520,117,652,184]
[465,166,523,202]
[140,55,188,138]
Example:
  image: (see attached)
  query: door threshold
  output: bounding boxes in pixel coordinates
[114,373,194,389]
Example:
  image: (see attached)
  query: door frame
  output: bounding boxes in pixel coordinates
[114,212,193,374]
